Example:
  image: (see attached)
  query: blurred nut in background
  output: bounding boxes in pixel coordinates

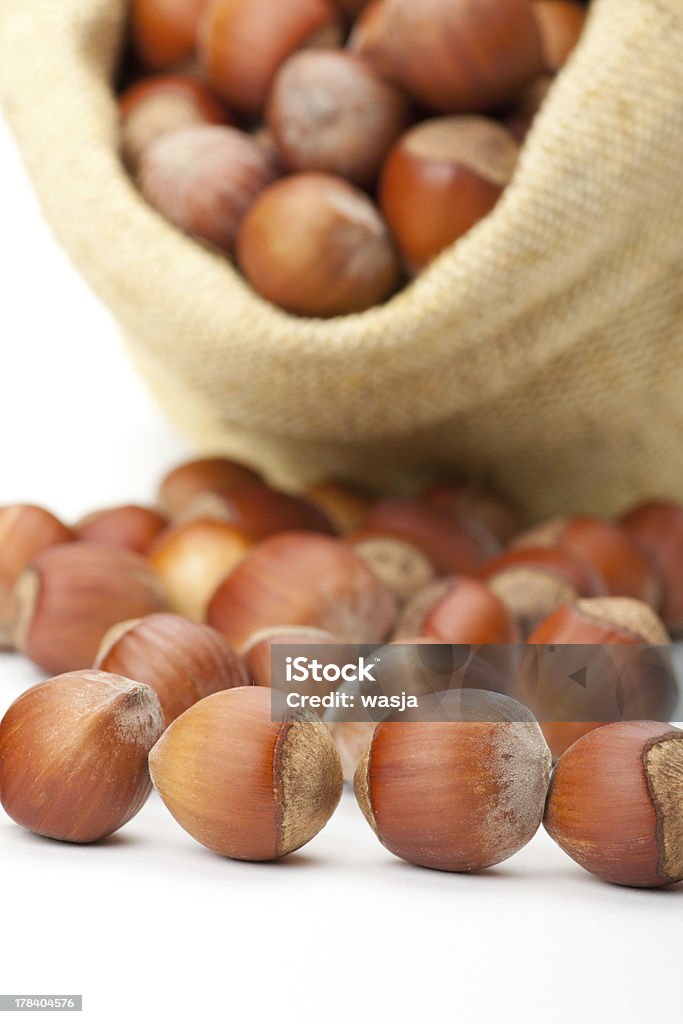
[12,542,166,674]
[138,125,280,253]
[75,504,169,554]
[131,0,208,70]
[157,456,261,519]
[0,505,72,649]
[267,49,411,187]
[379,117,520,271]
[120,74,233,168]
[95,612,248,725]
[200,0,343,115]
[208,532,398,650]
[148,518,253,621]
[236,172,401,316]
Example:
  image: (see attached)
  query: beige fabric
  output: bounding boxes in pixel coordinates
[1,0,682,520]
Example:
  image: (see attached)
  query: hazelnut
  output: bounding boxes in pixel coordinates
[0,671,164,843]
[207,532,398,651]
[75,504,169,554]
[137,125,280,254]
[178,483,334,537]
[243,625,342,689]
[620,500,683,637]
[119,73,233,168]
[379,117,520,272]
[524,597,674,759]
[355,689,551,871]
[418,576,520,644]
[512,516,662,607]
[303,480,372,535]
[365,497,500,576]
[334,0,371,16]
[393,577,457,640]
[148,519,252,621]
[149,686,343,860]
[479,546,607,637]
[363,0,543,113]
[157,456,262,519]
[544,721,683,888]
[95,613,248,725]
[12,543,166,675]
[0,504,72,649]
[266,50,410,188]
[200,0,343,115]
[421,480,522,543]
[131,0,208,70]
[236,172,401,316]
[346,531,436,604]
[533,1,586,73]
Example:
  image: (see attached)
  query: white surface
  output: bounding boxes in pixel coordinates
[1,111,682,1024]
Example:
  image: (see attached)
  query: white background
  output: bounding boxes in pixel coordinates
[1,110,682,1024]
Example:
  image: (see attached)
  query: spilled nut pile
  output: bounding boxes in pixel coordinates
[120,0,589,316]
[0,456,682,887]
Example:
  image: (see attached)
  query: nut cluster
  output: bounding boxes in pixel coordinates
[120,0,588,316]
[0,453,681,886]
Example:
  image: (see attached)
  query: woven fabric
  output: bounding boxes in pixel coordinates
[2,0,682,519]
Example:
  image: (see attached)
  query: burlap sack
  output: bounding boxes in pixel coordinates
[1,0,682,519]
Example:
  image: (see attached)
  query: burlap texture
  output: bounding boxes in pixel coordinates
[1,0,682,519]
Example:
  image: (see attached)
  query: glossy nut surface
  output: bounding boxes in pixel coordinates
[544,721,683,887]
[355,690,551,871]
[149,686,343,860]
[207,532,397,651]
[75,505,169,554]
[95,613,248,725]
[13,543,166,675]
[0,671,164,843]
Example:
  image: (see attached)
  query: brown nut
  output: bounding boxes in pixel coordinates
[355,689,551,871]
[267,49,410,187]
[12,543,166,675]
[303,481,372,535]
[242,625,342,689]
[620,500,683,637]
[149,686,343,859]
[512,516,662,607]
[95,613,248,725]
[479,546,607,637]
[119,73,233,168]
[75,504,169,554]
[544,721,683,888]
[207,532,398,651]
[380,117,519,272]
[236,172,401,316]
[421,480,523,543]
[0,670,164,843]
[200,0,343,115]
[0,505,72,649]
[138,125,280,254]
[179,483,334,537]
[157,456,262,519]
[362,0,543,113]
[346,531,436,604]
[525,597,673,760]
[419,577,520,644]
[533,0,586,72]
[365,497,500,576]
[131,0,208,70]
[148,519,253,621]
